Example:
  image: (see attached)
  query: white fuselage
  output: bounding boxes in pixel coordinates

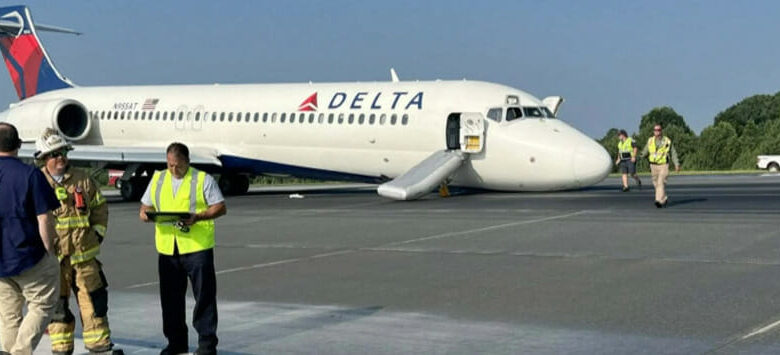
[1,80,611,191]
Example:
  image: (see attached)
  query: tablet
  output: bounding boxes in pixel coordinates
[145,211,192,223]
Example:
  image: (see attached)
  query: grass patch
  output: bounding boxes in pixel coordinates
[609,169,764,177]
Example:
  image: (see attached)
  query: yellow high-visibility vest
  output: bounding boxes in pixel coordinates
[617,137,635,159]
[150,167,215,255]
[647,136,672,164]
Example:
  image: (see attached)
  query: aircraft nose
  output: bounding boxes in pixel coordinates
[573,142,612,187]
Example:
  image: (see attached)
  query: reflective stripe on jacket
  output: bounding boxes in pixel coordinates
[150,167,215,255]
[43,167,108,264]
[617,137,635,159]
[647,136,672,164]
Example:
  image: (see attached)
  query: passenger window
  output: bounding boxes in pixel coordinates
[219,113,225,122]
[163,112,168,121]
[134,111,139,120]
[318,113,324,124]
[263,113,268,122]
[487,108,502,122]
[246,112,251,121]
[402,114,409,125]
[211,112,216,122]
[195,112,200,121]
[170,111,175,120]
[348,114,354,124]
[280,113,286,123]
[155,112,160,120]
[328,113,334,124]
[253,113,258,122]
[291,113,297,124]
[506,107,523,121]
[271,113,277,123]
[237,112,242,122]
[379,114,387,125]
[369,113,376,125]
[120,111,125,120]
[308,113,315,123]
[338,113,344,124]
[179,112,184,121]
[358,113,365,125]
[390,114,397,125]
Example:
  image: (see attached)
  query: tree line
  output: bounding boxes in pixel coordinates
[598,91,780,171]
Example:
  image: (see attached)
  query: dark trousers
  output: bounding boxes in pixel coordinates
[158,247,218,352]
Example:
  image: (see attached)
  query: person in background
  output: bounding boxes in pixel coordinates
[615,129,642,192]
[640,124,681,208]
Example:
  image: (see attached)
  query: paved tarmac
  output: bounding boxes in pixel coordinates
[31,174,780,354]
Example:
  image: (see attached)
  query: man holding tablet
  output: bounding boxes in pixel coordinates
[139,143,227,355]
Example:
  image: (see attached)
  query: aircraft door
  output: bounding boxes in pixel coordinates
[174,105,188,131]
[459,112,485,153]
[446,114,460,150]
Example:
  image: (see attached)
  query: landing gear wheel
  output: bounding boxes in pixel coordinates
[120,177,150,201]
[219,174,250,196]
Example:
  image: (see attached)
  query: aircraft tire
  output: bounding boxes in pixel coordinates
[120,177,149,201]
[219,174,250,196]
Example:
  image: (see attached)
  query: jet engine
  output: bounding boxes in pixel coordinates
[5,98,91,141]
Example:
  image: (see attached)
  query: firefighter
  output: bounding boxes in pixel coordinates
[35,129,122,355]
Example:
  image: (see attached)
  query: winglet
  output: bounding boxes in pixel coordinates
[390,68,399,83]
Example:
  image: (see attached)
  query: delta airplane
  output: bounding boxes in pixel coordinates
[0,5,611,201]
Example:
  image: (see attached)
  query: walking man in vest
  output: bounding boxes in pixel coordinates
[35,129,121,354]
[139,143,226,355]
[614,129,642,192]
[640,124,681,208]
[0,123,60,355]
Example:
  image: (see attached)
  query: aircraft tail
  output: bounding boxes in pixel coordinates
[0,5,77,100]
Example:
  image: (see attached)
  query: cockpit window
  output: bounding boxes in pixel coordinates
[506,107,523,121]
[523,107,545,118]
[487,108,502,122]
[542,107,556,118]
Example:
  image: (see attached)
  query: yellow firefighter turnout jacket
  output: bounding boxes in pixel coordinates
[42,167,108,264]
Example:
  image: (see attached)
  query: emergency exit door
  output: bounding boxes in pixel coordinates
[446,114,460,150]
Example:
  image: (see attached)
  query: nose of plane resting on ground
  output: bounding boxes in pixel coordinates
[573,141,612,187]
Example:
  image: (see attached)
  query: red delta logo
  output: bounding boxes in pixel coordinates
[298,93,318,111]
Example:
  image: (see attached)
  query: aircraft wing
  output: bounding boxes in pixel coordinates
[17,143,222,166]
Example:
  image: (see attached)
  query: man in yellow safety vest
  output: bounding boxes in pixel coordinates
[139,142,226,355]
[35,129,121,354]
[614,129,642,192]
[640,124,681,208]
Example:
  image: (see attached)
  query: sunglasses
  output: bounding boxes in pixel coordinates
[48,150,68,159]
[653,129,662,132]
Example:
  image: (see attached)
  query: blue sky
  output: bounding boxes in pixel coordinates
[3,1,779,137]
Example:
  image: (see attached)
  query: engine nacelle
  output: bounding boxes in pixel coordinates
[6,98,91,141]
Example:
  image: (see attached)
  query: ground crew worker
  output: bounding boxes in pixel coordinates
[0,123,60,355]
[139,142,226,355]
[640,124,681,208]
[35,129,121,355]
[614,129,642,192]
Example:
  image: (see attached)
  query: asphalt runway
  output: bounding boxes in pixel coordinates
[33,174,780,354]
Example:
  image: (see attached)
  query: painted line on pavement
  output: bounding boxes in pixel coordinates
[125,210,588,289]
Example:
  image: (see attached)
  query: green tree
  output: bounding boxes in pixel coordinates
[686,122,739,170]
[714,92,780,133]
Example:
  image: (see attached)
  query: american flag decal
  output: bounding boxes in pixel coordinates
[142,98,159,110]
